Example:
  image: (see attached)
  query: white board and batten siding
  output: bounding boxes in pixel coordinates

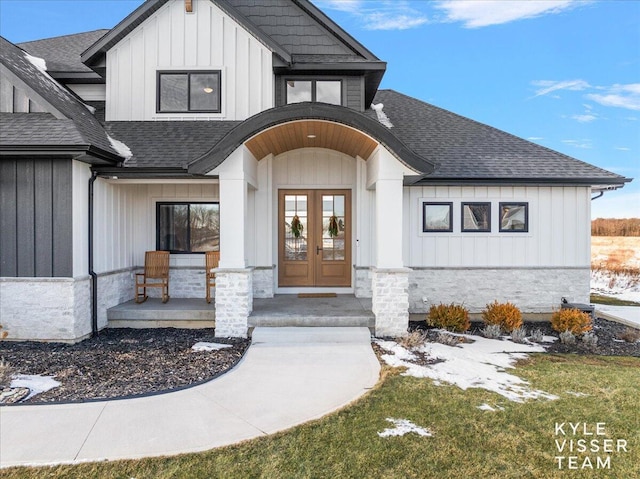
[403,186,591,268]
[91,180,220,273]
[105,0,273,121]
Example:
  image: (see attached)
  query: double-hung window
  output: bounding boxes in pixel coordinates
[157,71,221,113]
[157,203,220,253]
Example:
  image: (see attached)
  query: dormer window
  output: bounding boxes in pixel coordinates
[286,79,341,105]
[157,71,221,113]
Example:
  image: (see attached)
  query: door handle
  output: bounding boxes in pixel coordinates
[316,246,322,255]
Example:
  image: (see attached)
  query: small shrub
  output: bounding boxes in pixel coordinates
[0,324,7,340]
[0,357,13,389]
[482,301,523,332]
[618,328,640,343]
[427,303,470,332]
[398,330,427,349]
[581,332,599,351]
[510,327,528,344]
[559,330,577,345]
[551,309,593,335]
[529,329,544,343]
[482,324,502,339]
[436,331,461,347]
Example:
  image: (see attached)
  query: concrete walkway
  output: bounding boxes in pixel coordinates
[595,305,640,329]
[0,327,379,468]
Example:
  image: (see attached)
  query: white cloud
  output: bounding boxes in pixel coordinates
[435,0,583,28]
[316,0,429,30]
[527,137,544,141]
[571,113,597,123]
[562,139,593,149]
[615,147,631,151]
[531,79,591,97]
[587,83,640,111]
[364,12,429,30]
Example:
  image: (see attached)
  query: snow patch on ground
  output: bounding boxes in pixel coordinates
[378,418,432,438]
[591,270,640,303]
[10,374,60,401]
[191,342,232,352]
[477,403,504,412]
[108,135,133,160]
[565,391,590,398]
[377,335,558,403]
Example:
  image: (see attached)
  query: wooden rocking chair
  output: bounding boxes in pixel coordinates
[135,251,170,303]
[205,251,220,303]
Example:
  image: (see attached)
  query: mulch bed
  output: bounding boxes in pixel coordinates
[1,318,637,406]
[0,328,249,405]
[410,317,639,357]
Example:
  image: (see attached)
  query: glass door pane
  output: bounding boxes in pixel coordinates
[284,194,308,261]
[321,195,346,261]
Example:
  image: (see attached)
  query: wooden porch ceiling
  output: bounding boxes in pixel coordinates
[245,120,379,161]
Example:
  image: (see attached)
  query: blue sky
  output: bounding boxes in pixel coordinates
[1,0,638,219]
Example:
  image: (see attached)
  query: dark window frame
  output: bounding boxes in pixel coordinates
[499,202,529,233]
[461,202,492,233]
[156,70,222,113]
[422,202,454,233]
[285,78,343,105]
[156,201,220,254]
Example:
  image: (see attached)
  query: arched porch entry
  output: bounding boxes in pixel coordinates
[191,104,432,338]
[246,119,378,291]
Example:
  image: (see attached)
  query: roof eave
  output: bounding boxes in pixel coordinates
[93,166,214,179]
[0,144,121,165]
[408,176,632,187]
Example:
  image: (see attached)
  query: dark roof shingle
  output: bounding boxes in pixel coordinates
[0,36,122,160]
[105,121,241,168]
[18,30,108,73]
[370,90,627,183]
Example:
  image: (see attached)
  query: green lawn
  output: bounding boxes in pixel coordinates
[590,293,640,307]
[6,355,640,479]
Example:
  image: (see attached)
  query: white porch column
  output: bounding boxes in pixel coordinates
[210,146,257,338]
[367,147,413,337]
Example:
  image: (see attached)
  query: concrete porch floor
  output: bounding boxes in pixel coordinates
[106,295,374,330]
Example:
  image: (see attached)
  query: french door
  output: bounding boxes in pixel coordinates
[278,189,351,287]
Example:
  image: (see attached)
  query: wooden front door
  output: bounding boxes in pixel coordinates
[278,190,351,287]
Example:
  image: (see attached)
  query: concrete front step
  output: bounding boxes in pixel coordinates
[249,315,374,328]
[107,298,215,329]
[251,326,373,344]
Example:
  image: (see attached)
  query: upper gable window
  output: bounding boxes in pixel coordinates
[287,80,341,105]
[157,71,221,113]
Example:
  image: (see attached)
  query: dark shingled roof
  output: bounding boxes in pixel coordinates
[229,0,357,56]
[102,92,627,186]
[18,30,108,74]
[369,90,628,184]
[105,121,241,168]
[0,36,122,161]
[0,113,86,146]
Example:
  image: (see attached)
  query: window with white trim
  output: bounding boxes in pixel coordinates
[157,71,221,113]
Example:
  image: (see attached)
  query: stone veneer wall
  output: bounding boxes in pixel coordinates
[252,267,275,298]
[0,277,92,341]
[97,269,135,329]
[214,269,253,338]
[371,268,410,337]
[140,267,208,299]
[355,267,373,298]
[408,267,591,314]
